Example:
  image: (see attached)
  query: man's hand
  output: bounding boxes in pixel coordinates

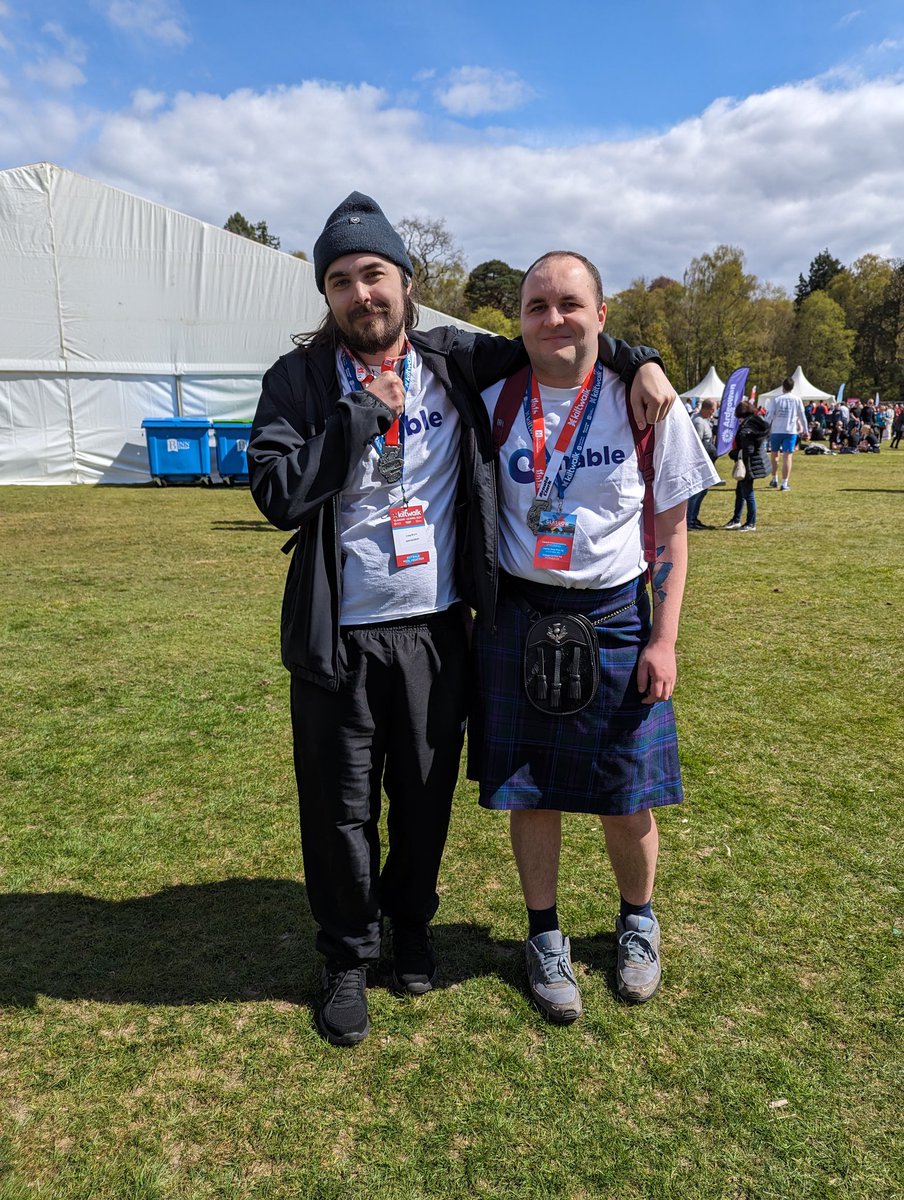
[631,362,676,429]
[636,639,677,704]
[365,371,405,418]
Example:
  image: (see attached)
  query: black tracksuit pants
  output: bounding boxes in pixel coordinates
[289,606,468,966]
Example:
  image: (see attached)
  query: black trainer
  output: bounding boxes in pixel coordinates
[391,924,438,995]
[316,965,370,1046]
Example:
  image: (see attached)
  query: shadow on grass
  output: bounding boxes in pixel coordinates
[0,881,618,1009]
[209,519,275,531]
[429,924,620,1000]
[837,487,904,493]
[569,931,619,993]
[0,878,317,1008]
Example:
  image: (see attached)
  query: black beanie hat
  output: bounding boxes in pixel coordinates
[313,191,414,293]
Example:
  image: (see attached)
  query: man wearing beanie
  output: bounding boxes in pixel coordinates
[248,191,674,1045]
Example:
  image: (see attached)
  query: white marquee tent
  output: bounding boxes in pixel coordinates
[760,365,834,403]
[680,365,725,401]
[0,162,476,485]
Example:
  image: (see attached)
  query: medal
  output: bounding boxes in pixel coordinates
[526,497,551,535]
[376,442,404,483]
[339,344,412,490]
[523,363,603,538]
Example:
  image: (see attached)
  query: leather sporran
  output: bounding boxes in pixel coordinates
[523,611,600,714]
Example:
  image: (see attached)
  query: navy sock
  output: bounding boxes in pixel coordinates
[527,904,559,938]
[620,895,654,923]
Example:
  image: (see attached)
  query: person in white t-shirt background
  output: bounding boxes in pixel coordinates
[469,251,718,1023]
[764,378,809,490]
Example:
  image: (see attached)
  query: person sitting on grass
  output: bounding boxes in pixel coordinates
[724,401,770,532]
[858,425,881,453]
[829,421,847,452]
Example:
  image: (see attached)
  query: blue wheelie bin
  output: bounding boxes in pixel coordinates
[212,420,253,485]
[141,418,213,485]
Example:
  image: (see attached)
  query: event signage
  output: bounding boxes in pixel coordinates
[715,367,750,458]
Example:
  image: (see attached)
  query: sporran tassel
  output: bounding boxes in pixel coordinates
[551,649,562,708]
[569,646,582,700]
[535,649,548,700]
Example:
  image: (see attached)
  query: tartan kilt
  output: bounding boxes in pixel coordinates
[467,573,684,815]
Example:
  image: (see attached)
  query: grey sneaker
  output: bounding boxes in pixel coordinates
[768,478,779,488]
[524,930,582,1024]
[738,523,757,531]
[780,482,790,490]
[724,518,742,529]
[616,914,661,1003]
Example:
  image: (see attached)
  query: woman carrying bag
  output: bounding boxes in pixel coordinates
[724,401,770,531]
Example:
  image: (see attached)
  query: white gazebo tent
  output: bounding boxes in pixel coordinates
[680,365,725,401]
[0,162,475,485]
[760,365,834,403]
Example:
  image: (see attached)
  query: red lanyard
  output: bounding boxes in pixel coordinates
[529,365,597,495]
[346,346,409,446]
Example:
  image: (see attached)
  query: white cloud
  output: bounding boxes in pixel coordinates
[131,88,165,114]
[0,91,92,161]
[24,57,86,90]
[0,1,13,52]
[42,21,87,64]
[104,1,189,47]
[436,66,534,117]
[16,20,88,93]
[2,76,903,296]
[837,9,862,27]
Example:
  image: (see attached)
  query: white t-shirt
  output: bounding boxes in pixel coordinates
[482,366,719,589]
[337,344,461,624]
[765,392,807,435]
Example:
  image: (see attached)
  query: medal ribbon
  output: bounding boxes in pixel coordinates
[523,361,604,503]
[340,344,412,454]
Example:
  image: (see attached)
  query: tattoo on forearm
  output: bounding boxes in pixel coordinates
[651,546,672,606]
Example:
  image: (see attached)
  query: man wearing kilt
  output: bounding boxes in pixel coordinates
[470,251,719,1021]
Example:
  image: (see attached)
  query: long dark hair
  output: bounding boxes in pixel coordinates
[292,270,420,349]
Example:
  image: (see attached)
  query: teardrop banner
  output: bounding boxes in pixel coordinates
[715,366,750,458]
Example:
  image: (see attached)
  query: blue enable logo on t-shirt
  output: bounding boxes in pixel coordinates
[507,445,627,483]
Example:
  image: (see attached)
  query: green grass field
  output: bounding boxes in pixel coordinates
[1,451,901,1199]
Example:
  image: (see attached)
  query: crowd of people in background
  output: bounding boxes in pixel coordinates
[804,397,904,453]
[683,383,902,534]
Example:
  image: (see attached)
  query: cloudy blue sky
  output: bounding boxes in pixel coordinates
[1,0,903,292]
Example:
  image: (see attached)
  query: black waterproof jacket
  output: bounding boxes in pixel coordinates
[248,327,659,690]
[733,413,771,478]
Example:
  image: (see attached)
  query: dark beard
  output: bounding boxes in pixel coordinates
[339,306,406,357]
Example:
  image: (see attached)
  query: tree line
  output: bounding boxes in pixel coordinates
[604,246,903,402]
[225,212,903,401]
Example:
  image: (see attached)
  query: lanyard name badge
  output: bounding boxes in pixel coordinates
[525,362,603,570]
[340,345,432,569]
